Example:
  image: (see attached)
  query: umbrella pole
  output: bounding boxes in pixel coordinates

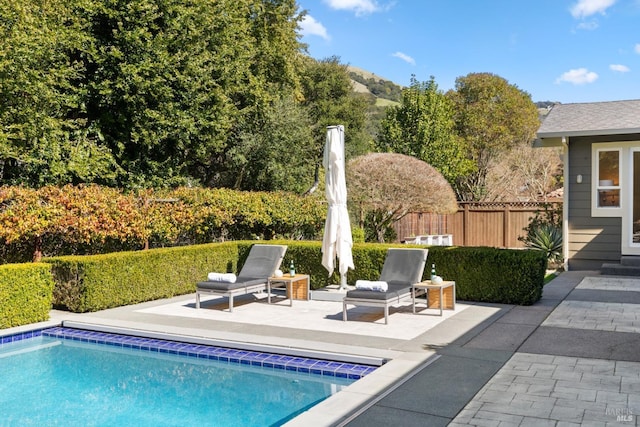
[340,273,347,290]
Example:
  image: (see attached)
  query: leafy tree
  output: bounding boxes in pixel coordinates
[82,0,262,187]
[377,76,473,187]
[226,96,315,193]
[447,72,540,201]
[0,0,119,186]
[299,56,370,191]
[0,0,306,188]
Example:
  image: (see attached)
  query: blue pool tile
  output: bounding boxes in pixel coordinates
[2,328,44,348]
[250,353,269,361]
[8,327,380,380]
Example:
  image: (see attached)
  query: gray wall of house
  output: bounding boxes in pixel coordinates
[568,135,622,270]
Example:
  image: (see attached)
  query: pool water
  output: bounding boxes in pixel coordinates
[0,328,375,426]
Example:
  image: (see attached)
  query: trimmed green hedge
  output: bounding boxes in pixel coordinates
[44,241,546,313]
[287,242,392,288]
[47,242,241,312]
[425,246,546,305]
[0,263,54,328]
[296,243,545,305]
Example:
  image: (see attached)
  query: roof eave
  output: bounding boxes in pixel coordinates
[534,127,640,148]
[533,137,563,148]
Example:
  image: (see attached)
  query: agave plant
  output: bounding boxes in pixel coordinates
[524,224,563,266]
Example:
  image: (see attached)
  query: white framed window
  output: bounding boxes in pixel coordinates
[596,149,621,207]
[592,145,622,216]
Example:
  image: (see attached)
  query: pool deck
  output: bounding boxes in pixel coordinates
[8,270,640,426]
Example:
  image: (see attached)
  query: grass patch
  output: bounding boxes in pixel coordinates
[544,271,559,285]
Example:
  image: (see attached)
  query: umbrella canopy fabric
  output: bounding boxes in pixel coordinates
[321,125,354,284]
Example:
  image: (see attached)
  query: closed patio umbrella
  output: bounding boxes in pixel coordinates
[321,125,354,290]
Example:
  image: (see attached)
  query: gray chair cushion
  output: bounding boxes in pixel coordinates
[345,283,411,301]
[196,277,265,291]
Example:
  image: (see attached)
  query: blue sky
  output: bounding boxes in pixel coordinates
[298,0,640,104]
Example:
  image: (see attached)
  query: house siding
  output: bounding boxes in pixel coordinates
[568,136,622,270]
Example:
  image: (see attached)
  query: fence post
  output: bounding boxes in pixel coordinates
[463,203,470,246]
[503,203,510,248]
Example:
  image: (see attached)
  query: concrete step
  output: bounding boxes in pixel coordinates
[601,262,640,276]
[621,256,640,266]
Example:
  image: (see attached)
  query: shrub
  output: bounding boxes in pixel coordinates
[0,185,327,263]
[426,246,546,305]
[0,263,55,328]
[520,203,563,266]
[47,242,240,312]
[523,224,562,266]
[45,241,545,312]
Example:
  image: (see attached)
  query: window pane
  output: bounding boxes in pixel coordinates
[598,151,619,186]
[598,189,620,207]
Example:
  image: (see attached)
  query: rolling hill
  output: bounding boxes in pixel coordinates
[347,65,403,106]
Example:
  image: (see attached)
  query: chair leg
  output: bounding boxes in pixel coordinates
[229,295,234,313]
[343,301,348,321]
[196,291,200,309]
[384,305,389,324]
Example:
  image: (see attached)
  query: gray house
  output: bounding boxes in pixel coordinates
[535,99,640,272]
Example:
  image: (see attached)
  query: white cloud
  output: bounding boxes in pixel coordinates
[636,43,640,54]
[570,0,616,18]
[610,64,630,72]
[299,15,330,40]
[323,0,380,16]
[391,52,415,65]
[555,68,599,85]
[576,20,599,30]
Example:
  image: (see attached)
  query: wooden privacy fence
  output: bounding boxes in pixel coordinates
[392,202,562,249]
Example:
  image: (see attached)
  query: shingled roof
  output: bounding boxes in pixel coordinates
[536,99,640,146]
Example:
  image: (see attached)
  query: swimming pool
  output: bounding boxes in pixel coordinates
[0,326,377,426]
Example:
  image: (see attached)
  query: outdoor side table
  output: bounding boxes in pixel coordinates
[412,280,456,316]
[267,274,310,306]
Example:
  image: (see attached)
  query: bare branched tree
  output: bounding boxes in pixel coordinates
[484,143,562,202]
[347,153,458,242]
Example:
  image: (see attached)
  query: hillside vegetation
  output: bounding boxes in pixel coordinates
[348,66,403,104]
